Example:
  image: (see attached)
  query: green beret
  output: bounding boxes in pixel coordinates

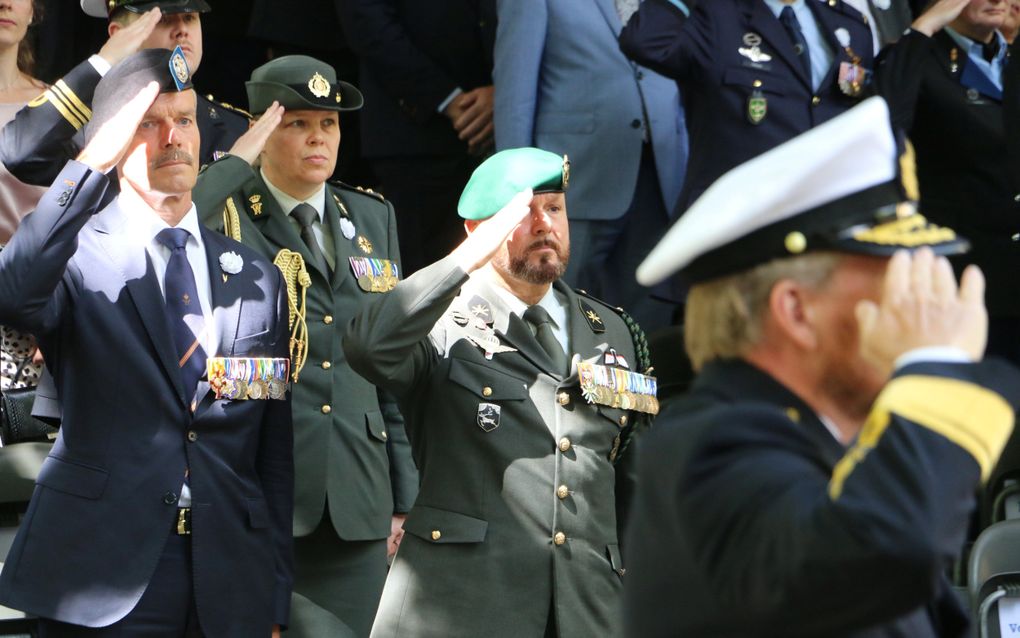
[246,55,363,116]
[457,148,570,221]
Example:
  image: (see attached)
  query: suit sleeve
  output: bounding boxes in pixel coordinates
[192,155,257,229]
[257,267,296,628]
[337,0,460,121]
[343,255,467,400]
[0,60,99,187]
[0,161,114,334]
[493,0,547,150]
[618,0,707,81]
[670,361,1018,634]
[874,29,935,134]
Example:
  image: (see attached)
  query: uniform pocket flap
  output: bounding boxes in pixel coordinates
[404,505,488,544]
[448,359,529,401]
[36,455,108,499]
[247,497,269,529]
[365,410,388,442]
[722,65,792,95]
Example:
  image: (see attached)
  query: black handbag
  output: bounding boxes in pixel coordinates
[0,359,58,446]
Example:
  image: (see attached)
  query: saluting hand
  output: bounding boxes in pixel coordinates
[228,101,285,165]
[856,248,987,378]
[911,0,971,37]
[98,8,162,67]
[76,81,160,174]
[452,188,533,273]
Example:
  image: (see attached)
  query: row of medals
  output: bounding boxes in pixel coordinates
[216,376,288,401]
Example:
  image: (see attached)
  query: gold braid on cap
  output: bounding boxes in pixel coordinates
[273,249,311,382]
[223,197,243,242]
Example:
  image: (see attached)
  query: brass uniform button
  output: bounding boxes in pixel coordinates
[556,485,569,500]
[558,438,572,453]
[557,392,571,406]
[752,79,762,88]
[381,431,388,440]
[431,530,442,541]
[321,361,332,370]
[553,532,566,546]
[482,386,493,397]
[323,315,334,325]
[618,415,628,427]
[811,96,821,106]
[321,405,332,414]
[187,430,198,442]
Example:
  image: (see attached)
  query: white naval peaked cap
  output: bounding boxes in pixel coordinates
[636,97,966,286]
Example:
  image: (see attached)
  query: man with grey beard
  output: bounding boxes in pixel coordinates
[345,147,657,638]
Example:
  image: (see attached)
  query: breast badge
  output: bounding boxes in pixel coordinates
[477,403,501,432]
[738,33,772,64]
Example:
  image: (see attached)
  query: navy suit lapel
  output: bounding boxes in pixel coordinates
[201,228,243,354]
[745,1,812,88]
[592,0,622,36]
[92,204,188,407]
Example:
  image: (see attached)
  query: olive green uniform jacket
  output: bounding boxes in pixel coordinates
[194,157,418,540]
[345,255,645,638]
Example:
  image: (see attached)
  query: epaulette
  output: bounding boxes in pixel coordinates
[575,289,653,466]
[205,94,253,120]
[330,179,387,203]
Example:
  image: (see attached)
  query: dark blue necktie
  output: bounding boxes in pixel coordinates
[156,227,207,401]
[780,6,812,82]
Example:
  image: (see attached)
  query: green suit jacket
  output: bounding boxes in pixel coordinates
[345,256,646,638]
[195,157,418,540]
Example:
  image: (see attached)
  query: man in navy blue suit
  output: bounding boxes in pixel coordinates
[0,49,294,637]
[620,0,875,215]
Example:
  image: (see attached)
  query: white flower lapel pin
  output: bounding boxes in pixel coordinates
[219,251,243,281]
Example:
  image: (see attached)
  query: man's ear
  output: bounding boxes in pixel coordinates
[767,279,819,350]
[108,21,121,37]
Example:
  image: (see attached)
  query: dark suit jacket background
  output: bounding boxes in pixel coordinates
[337,0,496,159]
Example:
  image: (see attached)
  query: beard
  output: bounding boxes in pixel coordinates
[817,312,885,423]
[494,238,570,285]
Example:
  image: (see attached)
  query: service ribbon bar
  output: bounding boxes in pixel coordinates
[208,357,291,400]
[349,257,399,293]
[577,361,659,415]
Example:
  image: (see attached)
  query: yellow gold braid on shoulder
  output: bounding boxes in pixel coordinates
[273,249,312,382]
[223,197,243,242]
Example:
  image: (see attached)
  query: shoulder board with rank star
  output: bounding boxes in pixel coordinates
[208,357,291,400]
[204,94,253,120]
[330,179,388,203]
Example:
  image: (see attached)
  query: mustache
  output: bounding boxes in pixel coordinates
[525,238,562,253]
[151,149,195,168]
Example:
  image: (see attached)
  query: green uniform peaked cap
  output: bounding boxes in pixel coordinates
[457,147,570,220]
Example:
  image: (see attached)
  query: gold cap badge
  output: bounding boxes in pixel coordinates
[308,72,331,99]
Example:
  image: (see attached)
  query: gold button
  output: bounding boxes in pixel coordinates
[321,405,332,414]
[811,96,821,106]
[381,431,388,440]
[482,386,493,397]
[556,485,569,500]
[558,438,572,453]
[557,392,570,406]
[785,231,807,254]
[619,415,628,427]
[752,79,762,88]
[431,530,442,541]
[323,315,334,325]
[322,361,332,370]
[187,430,198,442]
[553,532,566,546]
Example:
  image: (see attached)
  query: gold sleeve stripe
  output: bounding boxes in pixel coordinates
[43,89,86,130]
[829,375,1014,499]
[50,83,91,126]
[54,80,93,120]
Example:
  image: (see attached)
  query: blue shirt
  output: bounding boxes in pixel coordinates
[763,0,835,91]
[945,26,1007,92]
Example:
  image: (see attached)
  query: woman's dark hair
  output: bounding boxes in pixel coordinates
[16,0,44,76]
